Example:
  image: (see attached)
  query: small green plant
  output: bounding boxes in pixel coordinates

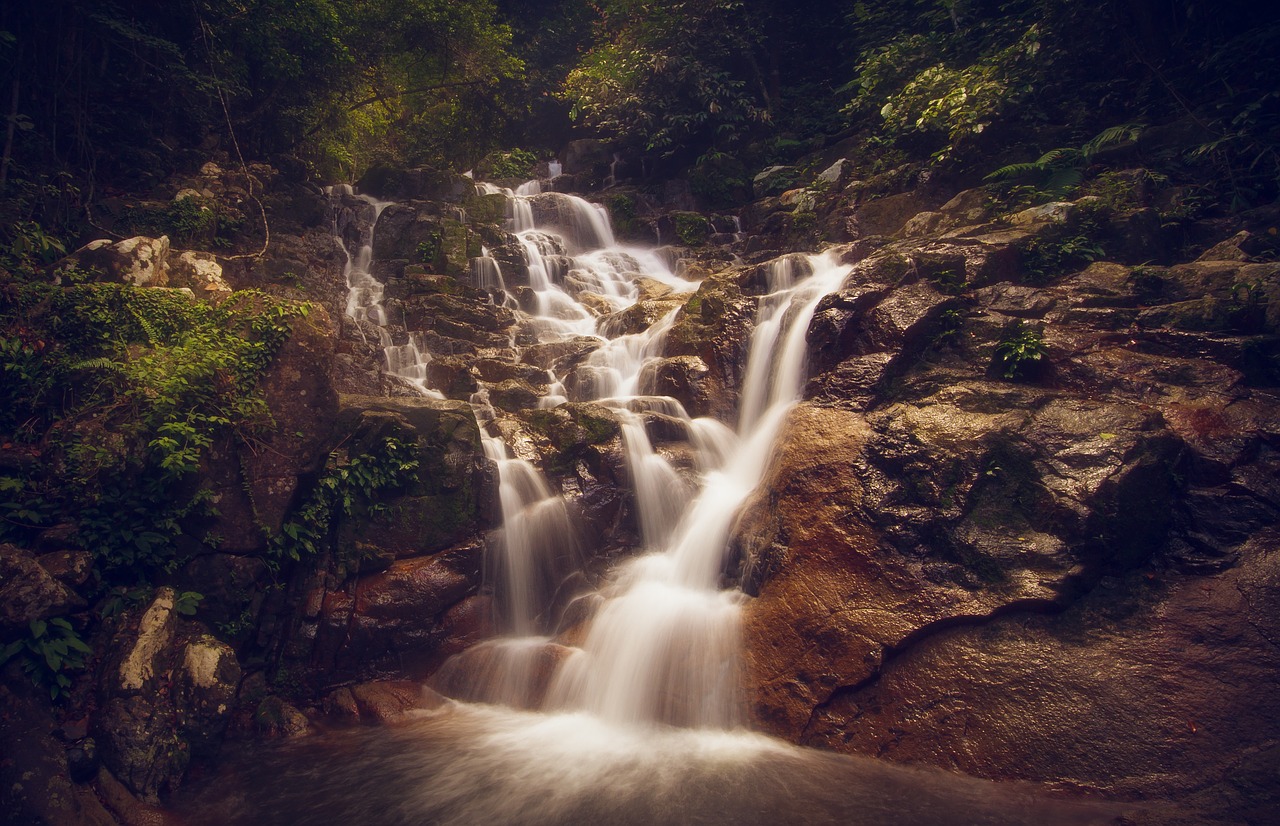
[416,233,443,267]
[174,591,204,616]
[932,308,965,348]
[994,322,1047,380]
[1021,233,1105,283]
[0,618,92,700]
[273,436,420,561]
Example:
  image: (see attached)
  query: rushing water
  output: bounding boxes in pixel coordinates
[184,176,1134,825]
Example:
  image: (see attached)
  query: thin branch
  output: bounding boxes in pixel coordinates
[290,78,487,146]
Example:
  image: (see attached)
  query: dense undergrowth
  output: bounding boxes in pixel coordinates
[0,281,310,580]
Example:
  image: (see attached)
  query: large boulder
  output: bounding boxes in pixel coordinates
[332,395,491,561]
[203,304,341,553]
[95,589,241,801]
[55,236,171,287]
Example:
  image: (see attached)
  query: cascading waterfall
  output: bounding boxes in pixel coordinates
[433,180,852,731]
[187,176,1126,826]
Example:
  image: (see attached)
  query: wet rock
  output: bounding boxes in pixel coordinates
[253,696,311,738]
[426,355,480,399]
[664,271,757,421]
[803,542,1280,818]
[520,336,603,372]
[0,682,118,826]
[324,680,448,723]
[739,389,1185,740]
[313,542,484,679]
[333,396,489,560]
[487,379,542,412]
[598,297,685,337]
[435,595,498,657]
[649,355,715,417]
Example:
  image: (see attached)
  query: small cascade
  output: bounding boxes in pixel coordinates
[330,187,444,398]
[472,246,506,293]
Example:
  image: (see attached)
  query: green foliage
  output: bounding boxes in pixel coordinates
[0,618,92,701]
[0,284,311,579]
[603,193,644,239]
[986,124,1145,197]
[120,197,244,249]
[688,151,750,208]
[1020,232,1105,283]
[994,321,1047,380]
[174,590,204,617]
[672,212,711,247]
[847,23,1042,163]
[481,149,540,180]
[272,437,420,562]
[3,220,66,273]
[562,0,768,160]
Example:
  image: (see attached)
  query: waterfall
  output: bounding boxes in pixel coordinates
[330,188,444,398]
[187,177,1128,826]
[430,177,852,731]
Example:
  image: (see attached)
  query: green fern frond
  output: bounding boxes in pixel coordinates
[985,161,1048,181]
[128,306,161,347]
[69,356,129,374]
[1082,123,1144,159]
[1044,167,1083,195]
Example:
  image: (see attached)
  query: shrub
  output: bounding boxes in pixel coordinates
[994,321,1047,380]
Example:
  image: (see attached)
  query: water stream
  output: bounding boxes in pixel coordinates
[184,177,1131,825]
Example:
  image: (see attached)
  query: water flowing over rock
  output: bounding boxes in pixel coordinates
[156,159,1276,825]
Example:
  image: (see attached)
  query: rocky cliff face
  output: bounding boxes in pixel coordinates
[729,184,1279,821]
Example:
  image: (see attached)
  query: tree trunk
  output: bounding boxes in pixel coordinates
[0,79,18,192]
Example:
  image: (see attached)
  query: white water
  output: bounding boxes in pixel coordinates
[436,178,856,731]
[331,186,444,398]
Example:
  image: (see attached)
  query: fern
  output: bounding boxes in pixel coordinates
[1081,123,1144,158]
[985,123,1144,196]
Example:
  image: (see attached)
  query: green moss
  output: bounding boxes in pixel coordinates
[672,211,711,246]
[524,405,620,473]
[0,284,312,578]
[605,193,643,239]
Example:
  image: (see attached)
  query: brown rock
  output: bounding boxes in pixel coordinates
[803,540,1280,820]
[323,680,446,723]
[0,544,85,629]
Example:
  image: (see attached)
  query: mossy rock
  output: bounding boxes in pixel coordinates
[523,403,620,473]
[672,211,712,247]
